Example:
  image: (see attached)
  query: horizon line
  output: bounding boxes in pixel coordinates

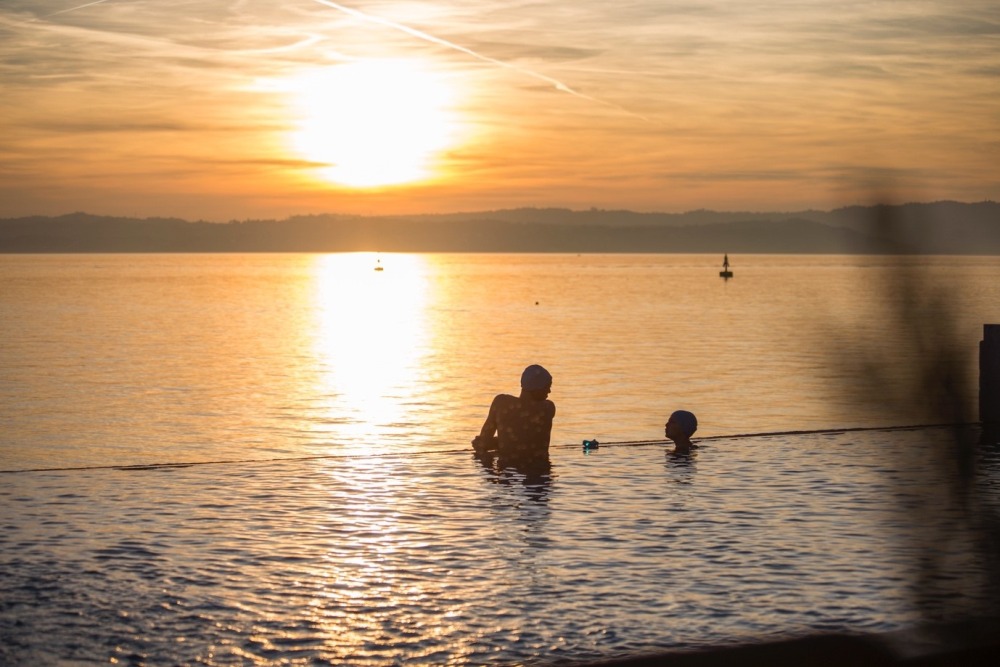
[2,199,996,224]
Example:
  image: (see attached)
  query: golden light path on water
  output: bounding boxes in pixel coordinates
[308,253,432,454]
[306,255,461,650]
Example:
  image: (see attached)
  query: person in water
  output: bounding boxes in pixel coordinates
[473,364,555,468]
[665,409,698,454]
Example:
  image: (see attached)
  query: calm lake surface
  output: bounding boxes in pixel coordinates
[2,253,999,665]
[3,253,1000,469]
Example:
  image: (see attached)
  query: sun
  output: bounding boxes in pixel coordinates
[287,59,458,188]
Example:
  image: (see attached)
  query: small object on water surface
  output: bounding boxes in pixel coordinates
[582,439,600,453]
[720,253,733,279]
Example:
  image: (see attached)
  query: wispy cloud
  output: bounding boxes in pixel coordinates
[33,0,117,22]
[0,1,997,219]
[310,0,648,120]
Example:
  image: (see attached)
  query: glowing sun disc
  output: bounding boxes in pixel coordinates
[288,60,457,187]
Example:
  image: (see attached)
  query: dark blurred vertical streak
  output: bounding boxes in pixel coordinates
[589,203,1000,667]
[844,201,1000,624]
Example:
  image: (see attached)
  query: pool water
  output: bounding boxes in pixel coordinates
[2,427,997,665]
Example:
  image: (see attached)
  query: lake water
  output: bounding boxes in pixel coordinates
[3,253,999,470]
[2,253,999,664]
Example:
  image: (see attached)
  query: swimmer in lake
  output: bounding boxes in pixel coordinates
[665,410,698,454]
[473,364,555,469]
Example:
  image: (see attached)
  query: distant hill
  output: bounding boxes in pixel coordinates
[1,201,997,253]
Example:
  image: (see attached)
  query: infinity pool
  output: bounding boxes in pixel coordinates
[2,427,998,665]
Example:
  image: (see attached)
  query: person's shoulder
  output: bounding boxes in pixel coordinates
[492,393,517,406]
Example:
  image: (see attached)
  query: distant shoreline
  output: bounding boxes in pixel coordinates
[2,201,997,254]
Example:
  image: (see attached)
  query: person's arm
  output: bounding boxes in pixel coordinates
[541,401,556,447]
[472,395,501,452]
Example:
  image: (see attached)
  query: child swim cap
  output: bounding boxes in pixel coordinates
[670,410,698,436]
[521,364,553,391]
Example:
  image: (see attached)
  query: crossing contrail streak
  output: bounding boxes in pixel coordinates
[35,0,117,21]
[27,0,646,120]
[310,0,648,121]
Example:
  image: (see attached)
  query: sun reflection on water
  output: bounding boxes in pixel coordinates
[308,253,430,454]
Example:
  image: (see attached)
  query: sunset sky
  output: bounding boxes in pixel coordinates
[2,1,998,221]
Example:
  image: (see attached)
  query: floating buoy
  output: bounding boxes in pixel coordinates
[719,253,733,279]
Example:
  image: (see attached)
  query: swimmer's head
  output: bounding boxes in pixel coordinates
[666,410,698,439]
[520,364,552,393]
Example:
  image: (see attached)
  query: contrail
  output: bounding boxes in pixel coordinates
[28,0,646,119]
[29,0,326,56]
[34,0,117,21]
[311,0,648,121]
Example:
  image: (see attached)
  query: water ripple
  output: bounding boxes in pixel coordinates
[2,428,998,664]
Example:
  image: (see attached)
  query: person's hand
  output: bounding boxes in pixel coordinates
[472,435,497,453]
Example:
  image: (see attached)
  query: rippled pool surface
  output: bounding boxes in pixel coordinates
[3,427,997,665]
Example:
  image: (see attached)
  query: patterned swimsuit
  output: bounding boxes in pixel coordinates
[485,393,555,466]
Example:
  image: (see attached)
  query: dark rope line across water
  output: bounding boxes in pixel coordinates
[0,422,976,475]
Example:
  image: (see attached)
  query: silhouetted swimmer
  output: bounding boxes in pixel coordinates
[473,364,555,471]
[665,409,698,454]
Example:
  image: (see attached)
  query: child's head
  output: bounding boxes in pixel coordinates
[665,410,698,441]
